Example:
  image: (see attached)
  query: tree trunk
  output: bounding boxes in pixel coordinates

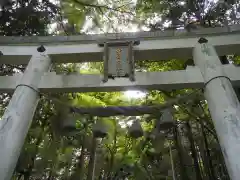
[185,121,202,180]
[87,137,97,180]
[107,121,117,179]
[17,174,23,180]
[24,116,48,180]
[173,125,190,180]
[47,170,53,180]
[70,134,86,180]
[200,119,216,180]
[193,120,208,180]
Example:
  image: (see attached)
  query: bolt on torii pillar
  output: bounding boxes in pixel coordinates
[0,47,51,180]
[193,38,240,180]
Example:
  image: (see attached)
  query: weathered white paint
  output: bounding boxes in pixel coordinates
[39,68,204,92]
[0,32,240,64]
[0,25,239,45]
[193,40,240,180]
[0,53,51,180]
[0,65,240,93]
[0,68,204,92]
[0,75,20,92]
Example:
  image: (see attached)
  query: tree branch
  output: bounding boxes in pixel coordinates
[72,0,134,15]
[160,91,218,140]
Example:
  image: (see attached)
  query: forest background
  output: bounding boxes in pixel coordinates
[0,0,240,179]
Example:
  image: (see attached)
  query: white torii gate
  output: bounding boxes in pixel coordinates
[1,25,240,180]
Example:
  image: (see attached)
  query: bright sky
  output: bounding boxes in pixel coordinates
[124,90,146,99]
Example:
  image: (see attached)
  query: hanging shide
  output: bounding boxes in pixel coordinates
[61,113,77,131]
[128,118,144,138]
[157,109,175,131]
[92,118,108,138]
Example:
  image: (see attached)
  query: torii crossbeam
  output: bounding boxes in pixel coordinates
[0,24,240,65]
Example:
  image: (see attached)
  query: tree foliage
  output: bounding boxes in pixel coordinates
[0,0,240,179]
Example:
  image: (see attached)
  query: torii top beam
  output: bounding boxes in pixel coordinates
[0,25,240,64]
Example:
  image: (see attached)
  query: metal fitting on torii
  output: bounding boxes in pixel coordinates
[98,39,140,83]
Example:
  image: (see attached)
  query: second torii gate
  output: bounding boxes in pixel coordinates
[1,25,240,180]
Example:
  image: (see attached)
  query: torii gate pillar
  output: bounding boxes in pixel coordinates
[193,38,240,180]
[0,51,51,180]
